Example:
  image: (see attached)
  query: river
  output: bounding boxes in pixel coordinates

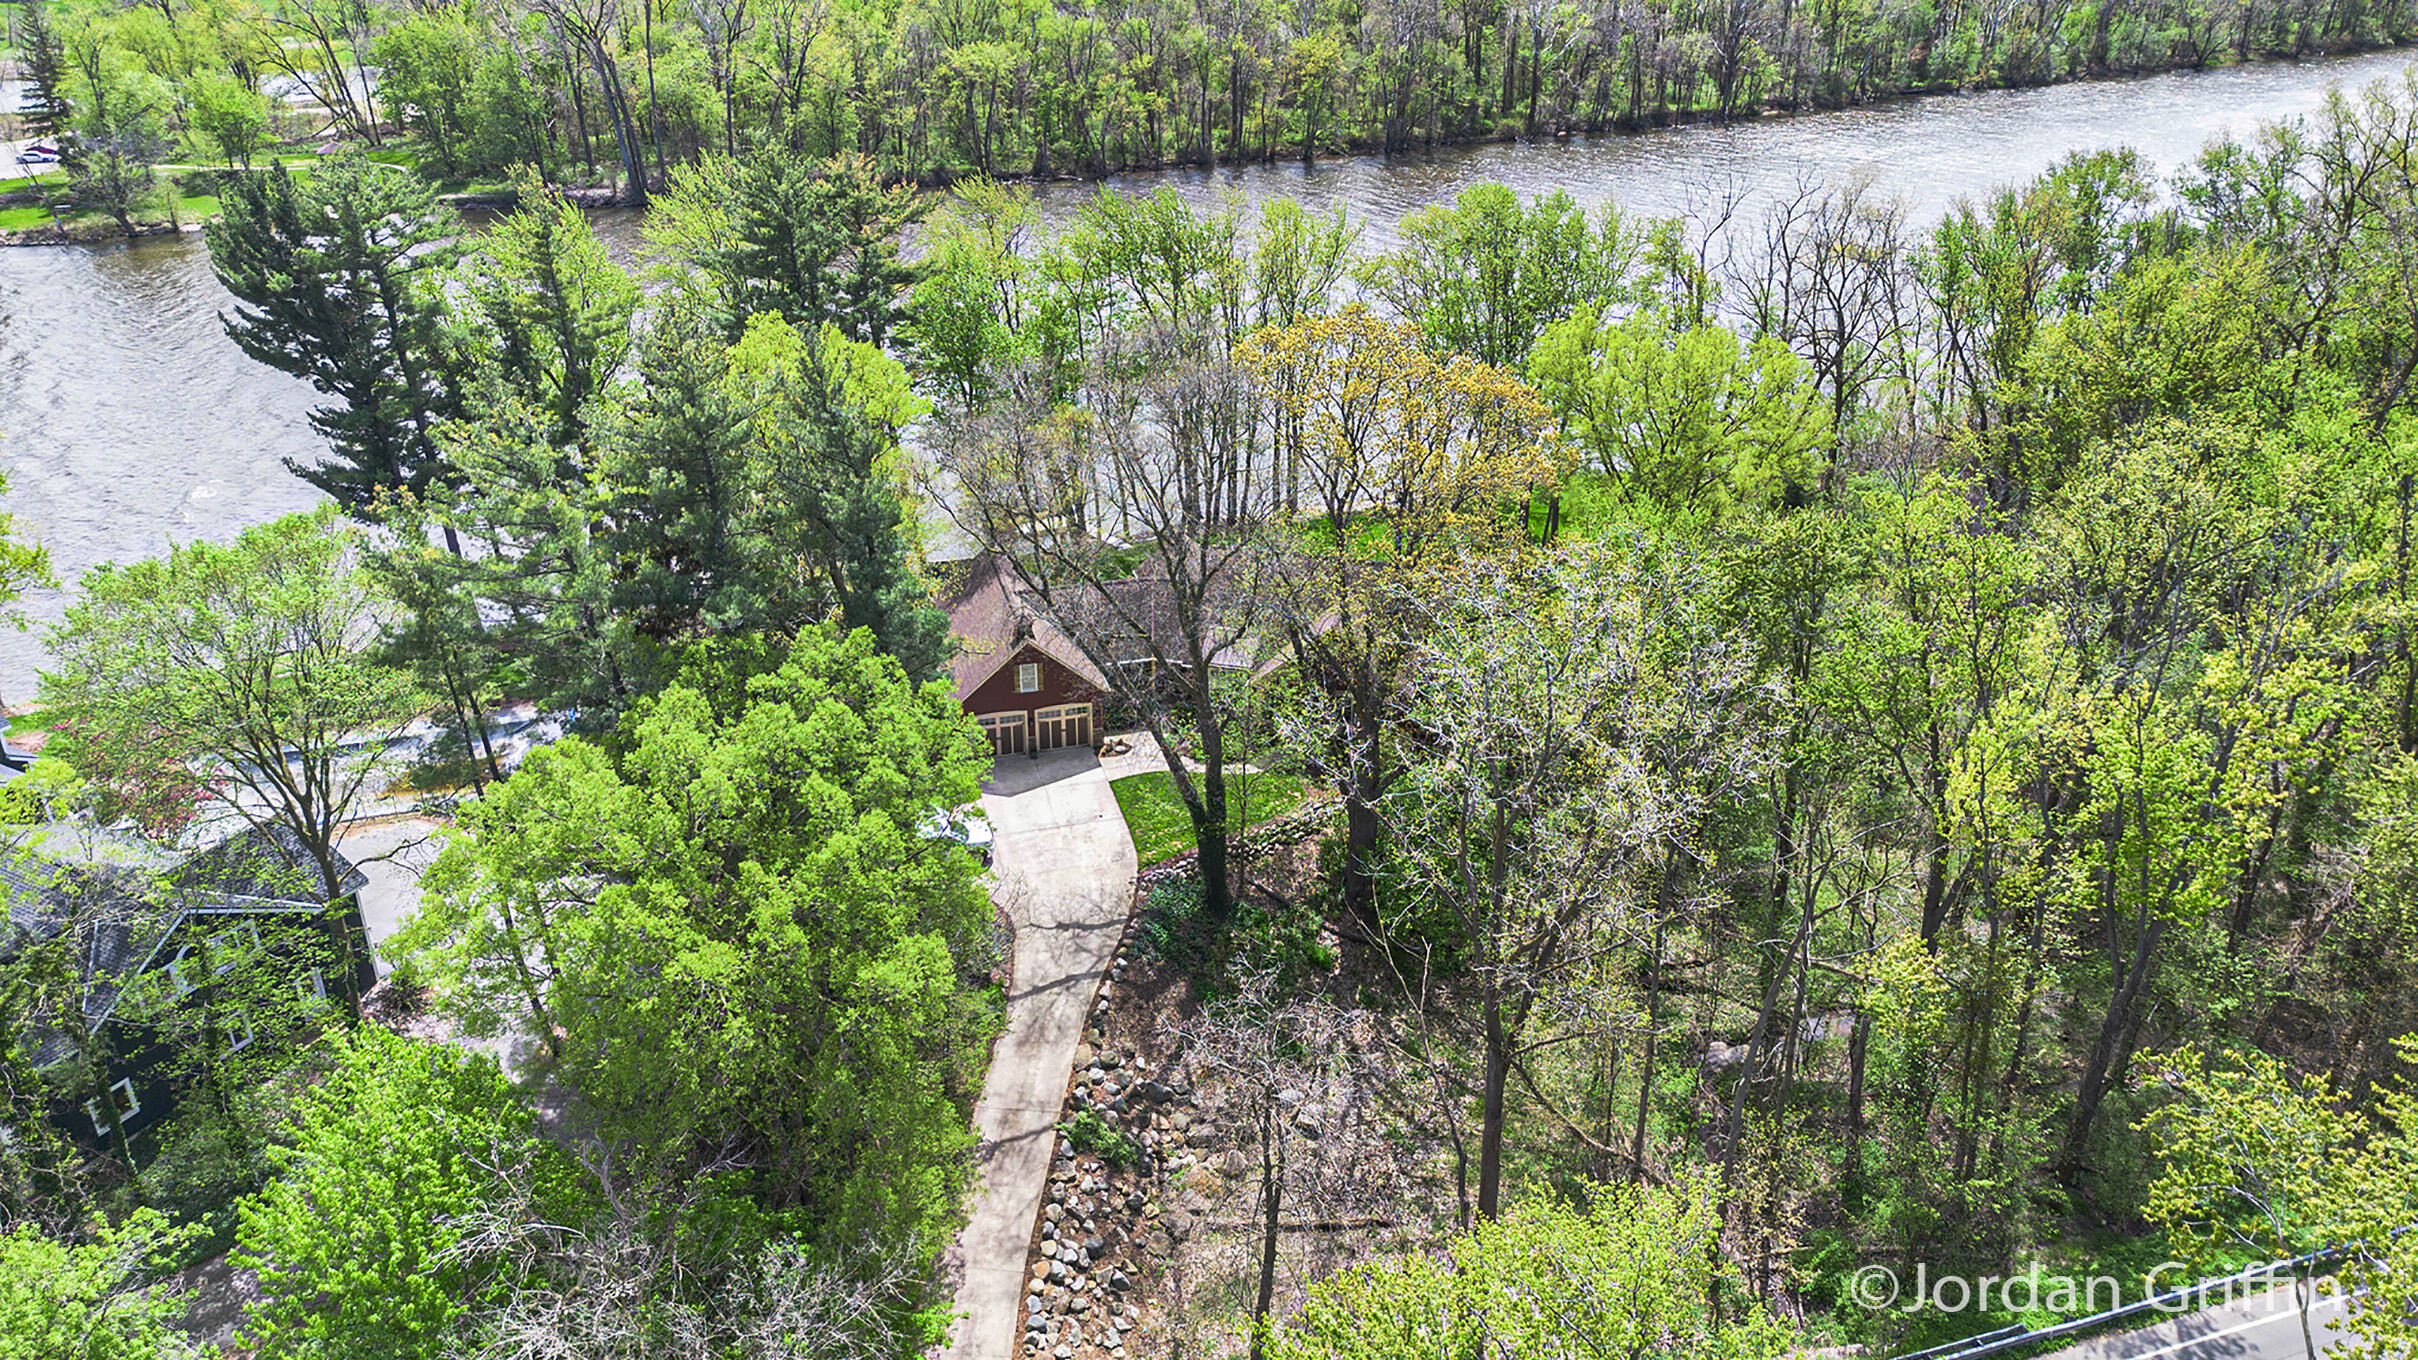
[2,48,2413,705]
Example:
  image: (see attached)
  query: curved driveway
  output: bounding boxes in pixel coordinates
[936,748,1136,1360]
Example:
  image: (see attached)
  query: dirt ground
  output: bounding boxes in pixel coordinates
[1012,835,1467,1360]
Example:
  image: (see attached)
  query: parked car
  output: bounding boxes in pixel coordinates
[15,146,60,165]
[921,807,995,866]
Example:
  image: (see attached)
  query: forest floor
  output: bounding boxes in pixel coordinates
[1010,832,1468,1360]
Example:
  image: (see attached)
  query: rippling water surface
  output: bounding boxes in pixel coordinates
[3,48,2414,702]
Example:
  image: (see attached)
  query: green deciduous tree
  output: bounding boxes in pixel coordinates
[1361,182,1648,369]
[237,1026,566,1360]
[1271,1175,1793,1360]
[181,70,269,167]
[394,625,996,1278]
[0,1210,208,1360]
[0,469,53,620]
[40,508,422,901]
[1530,303,1830,516]
[1237,307,1566,918]
[2143,1042,2418,1360]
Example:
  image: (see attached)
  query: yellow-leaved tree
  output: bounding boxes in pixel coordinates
[1234,306,1569,918]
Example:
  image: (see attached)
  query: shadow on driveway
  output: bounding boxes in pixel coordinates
[981,746,1103,797]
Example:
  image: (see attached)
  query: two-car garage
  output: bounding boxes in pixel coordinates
[975,701,1096,759]
[943,556,1114,763]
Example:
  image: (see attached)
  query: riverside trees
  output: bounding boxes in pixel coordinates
[208,158,466,518]
[895,79,2418,1356]
[25,0,2411,195]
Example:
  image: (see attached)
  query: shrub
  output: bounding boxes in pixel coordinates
[1058,1110,1138,1168]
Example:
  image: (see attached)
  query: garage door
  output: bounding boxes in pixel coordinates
[1034,703,1093,752]
[978,712,1027,758]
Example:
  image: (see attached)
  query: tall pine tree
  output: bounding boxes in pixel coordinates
[601,305,765,640]
[17,0,74,146]
[771,341,951,683]
[652,151,927,346]
[207,156,464,518]
[458,173,639,453]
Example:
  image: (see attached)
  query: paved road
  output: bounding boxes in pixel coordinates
[334,815,446,968]
[2037,1281,2356,1360]
[935,747,1137,1360]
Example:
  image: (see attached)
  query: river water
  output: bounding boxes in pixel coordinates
[2,48,2413,705]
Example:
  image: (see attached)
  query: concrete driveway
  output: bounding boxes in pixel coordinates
[335,815,447,970]
[936,747,1137,1360]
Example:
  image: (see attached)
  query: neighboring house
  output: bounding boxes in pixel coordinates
[1,823,373,1159]
[0,733,33,787]
[941,555,1111,760]
[1092,573,1285,683]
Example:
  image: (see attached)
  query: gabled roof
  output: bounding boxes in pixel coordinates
[173,821,369,902]
[2,824,366,1069]
[938,554,1111,703]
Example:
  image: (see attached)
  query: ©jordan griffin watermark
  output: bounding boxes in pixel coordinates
[1846,1259,2316,1316]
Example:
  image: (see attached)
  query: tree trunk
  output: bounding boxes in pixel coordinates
[1477,994,1510,1218]
[644,0,666,183]
[1251,1112,1284,1360]
[1631,892,1669,1178]
[2064,914,2164,1177]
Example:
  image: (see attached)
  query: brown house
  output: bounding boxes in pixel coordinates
[941,556,1111,760]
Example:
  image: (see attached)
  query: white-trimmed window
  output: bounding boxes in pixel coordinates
[210,923,261,975]
[297,967,329,1008]
[227,1014,256,1053]
[1015,662,1041,693]
[168,946,200,997]
[85,1078,138,1134]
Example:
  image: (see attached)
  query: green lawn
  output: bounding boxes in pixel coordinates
[0,190,221,235]
[1110,769,1310,866]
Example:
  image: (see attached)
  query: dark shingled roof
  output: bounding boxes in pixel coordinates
[938,554,1111,702]
[1093,575,1264,673]
[173,822,369,902]
[2,824,365,1069]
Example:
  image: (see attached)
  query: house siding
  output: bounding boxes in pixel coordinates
[41,896,377,1157]
[962,644,1104,752]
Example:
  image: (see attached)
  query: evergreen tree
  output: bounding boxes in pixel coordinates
[207,157,465,519]
[652,151,927,346]
[737,320,951,683]
[600,307,948,681]
[600,306,765,639]
[458,174,639,452]
[16,0,74,147]
[793,378,952,685]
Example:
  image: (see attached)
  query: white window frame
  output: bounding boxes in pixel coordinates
[85,1078,138,1134]
[297,967,329,1007]
[1015,662,1041,693]
[227,1013,257,1053]
[210,923,261,975]
[169,946,199,997]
